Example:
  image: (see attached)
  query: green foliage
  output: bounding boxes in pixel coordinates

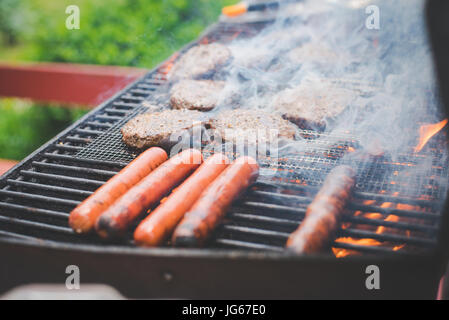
[0,100,86,160]
[0,0,23,45]
[0,0,236,160]
[26,0,236,68]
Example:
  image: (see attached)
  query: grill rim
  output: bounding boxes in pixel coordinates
[0,236,442,262]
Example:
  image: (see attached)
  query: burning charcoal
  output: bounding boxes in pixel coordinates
[170,80,225,111]
[167,43,232,81]
[121,109,208,149]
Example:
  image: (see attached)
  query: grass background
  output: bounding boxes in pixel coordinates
[0,0,236,160]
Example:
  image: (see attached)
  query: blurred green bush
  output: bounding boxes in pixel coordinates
[0,0,236,161]
[0,0,23,45]
[26,0,236,67]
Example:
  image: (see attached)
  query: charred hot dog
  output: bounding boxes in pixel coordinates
[286,165,356,254]
[69,147,168,234]
[134,153,230,247]
[96,149,203,239]
[172,156,259,247]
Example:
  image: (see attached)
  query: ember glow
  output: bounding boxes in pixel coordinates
[332,192,420,258]
[414,119,448,153]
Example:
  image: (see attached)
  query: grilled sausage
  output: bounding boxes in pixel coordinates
[69,147,168,234]
[95,149,203,239]
[134,153,230,247]
[286,165,356,254]
[172,156,259,247]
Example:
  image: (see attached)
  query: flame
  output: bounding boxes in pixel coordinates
[333,192,422,258]
[414,119,448,153]
[159,52,180,76]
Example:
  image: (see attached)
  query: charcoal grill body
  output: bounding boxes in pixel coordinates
[0,238,442,299]
[1,2,449,299]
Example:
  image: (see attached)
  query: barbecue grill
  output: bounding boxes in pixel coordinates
[1,0,449,299]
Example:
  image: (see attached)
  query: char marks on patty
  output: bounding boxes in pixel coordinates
[210,109,297,145]
[121,109,207,149]
[272,82,355,130]
[170,80,225,111]
[168,43,232,81]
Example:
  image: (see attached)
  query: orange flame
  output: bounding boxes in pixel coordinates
[414,119,448,153]
[333,192,420,258]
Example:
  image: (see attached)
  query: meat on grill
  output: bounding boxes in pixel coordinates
[69,147,168,234]
[168,43,232,81]
[96,149,203,239]
[272,82,355,130]
[172,156,259,247]
[134,153,230,247]
[170,80,225,111]
[209,109,297,144]
[286,165,356,254]
[121,109,208,149]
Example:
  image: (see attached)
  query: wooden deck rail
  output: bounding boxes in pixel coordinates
[0,62,147,107]
[0,62,147,170]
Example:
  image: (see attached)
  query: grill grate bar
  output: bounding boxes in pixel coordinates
[229,212,300,227]
[74,128,104,136]
[51,145,84,152]
[64,136,94,144]
[32,161,116,178]
[343,215,438,233]
[0,202,68,219]
[222,225,291,239]
[7,180,93,198]
[332,242,407,255]
[0,215,74,235]
[42,153,127,168]
[214,238,284,252]
[19,171,105,188]
[84,122,113,129]
[234,202,307,217]
[339,229,437,247]
[0,190,80,207]
[0,230,42,241]
[348,203,439,220]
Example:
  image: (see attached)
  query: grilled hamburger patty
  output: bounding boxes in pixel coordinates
[170,80,225,111]
[210,109,297,144]
[168,43,232,80]
[121,109,207,149]
[272,83,355,129]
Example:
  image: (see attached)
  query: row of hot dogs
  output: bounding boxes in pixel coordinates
[69,147,356,253]
[69,148,259,247]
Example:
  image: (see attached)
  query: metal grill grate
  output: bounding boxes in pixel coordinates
[0,21,447,257]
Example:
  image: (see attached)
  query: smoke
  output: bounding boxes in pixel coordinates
[200,0,448,199]
[209,0,443,155]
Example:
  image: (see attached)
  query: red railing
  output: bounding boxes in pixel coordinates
[0,62,148,173]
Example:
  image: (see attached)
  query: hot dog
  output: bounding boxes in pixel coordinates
[96,149,203,239]
[134,153,230,247]
[286,165,356,254]
[69,147,168,234]
[172,156,259,247]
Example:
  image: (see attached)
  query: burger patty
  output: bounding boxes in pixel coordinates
[272,82,355,129]
[121,109,207,149]
[168,43,232,80]
[210,109,297,145]
[170,80,225,111]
